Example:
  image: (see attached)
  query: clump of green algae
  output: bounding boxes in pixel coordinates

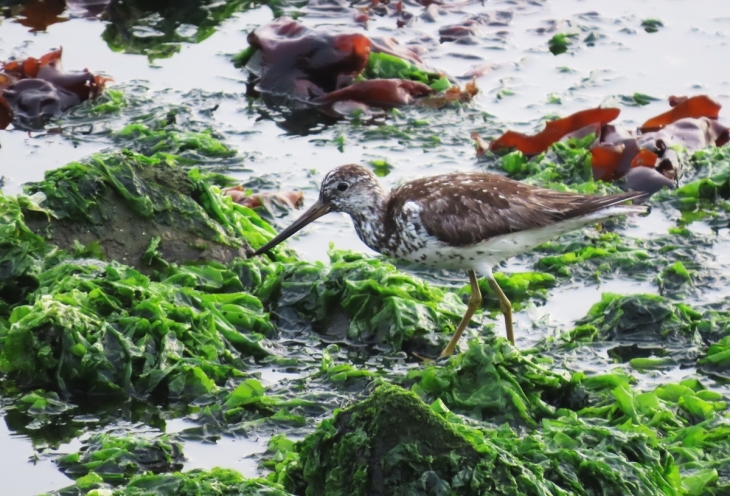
[236,249,466,353]
[56,433,184,483]
[43,466,291,496]
[273,382,693,495]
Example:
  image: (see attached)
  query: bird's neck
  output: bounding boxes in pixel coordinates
[346,189,390,253]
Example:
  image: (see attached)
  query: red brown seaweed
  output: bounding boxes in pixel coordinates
[489,107,620,155]
[243,18,475,113]
[640,95,721,131]
[246,18,372,102]
[1,48,109,130]
[481,95,728,195]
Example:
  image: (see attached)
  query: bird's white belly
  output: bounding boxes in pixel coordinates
[400,232,541,272]
[400,207,632,274]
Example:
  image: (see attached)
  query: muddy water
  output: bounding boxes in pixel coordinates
[2,0,730,494]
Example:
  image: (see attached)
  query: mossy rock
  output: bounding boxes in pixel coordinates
[289,384,494,496]
[23,151,252,272]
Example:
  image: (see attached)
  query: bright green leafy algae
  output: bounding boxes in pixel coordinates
[533,229,720,299]
[15,390,76,416]
[0,194,59,303]
[20,148,280,271]
[535,231,653,279]
[655,146,730,227]
[409,340,573,427]
[42,466,292,496]
[87,89,128,114]
[360,52,450,89]
[548,33,578,55]
[0,258,274,398]
[56,433,184,483]
[114,124,236,159]
[236,249,466,353]
[274,383,687,495]
[4,104,730,496]
[316,345,377,386]
[493,135,623,195]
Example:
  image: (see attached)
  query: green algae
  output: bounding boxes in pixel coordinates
[493,135,622,195]
[275,383,688,495]
[43,466,291,496]
[469,271,556,310]
[87,90,128,115]
[0,194,59,304]
[15,390,76,416]
[281,384,484,495]
[56,433,184,483]
[655,146,730,227]
[535,231,653,279]
[552,293,704,367]
[656,261,694,297]
[360,52,450,89]
[641,19,664,33]
[0,133,293,406]
[3,102,730,496]
[409,340,573,427]
[317,345,377,386]
[0,259,274,399]
[542,291,730,381]
[696,306,730,381]
[114,124,236,160]
[575,292,701,343]
[236,249,465,353]
[548,33,577,55]
[533,229,720,299]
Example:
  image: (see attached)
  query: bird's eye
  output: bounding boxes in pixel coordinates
[337,182,349,192]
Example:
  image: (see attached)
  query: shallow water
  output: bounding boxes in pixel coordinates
[2,0,730,493]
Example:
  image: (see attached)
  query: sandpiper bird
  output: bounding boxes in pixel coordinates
[255,164,647,357]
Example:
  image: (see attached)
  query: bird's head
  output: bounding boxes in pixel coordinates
[254,164,382,255]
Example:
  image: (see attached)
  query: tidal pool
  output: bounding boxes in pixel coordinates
[1,0,730,494]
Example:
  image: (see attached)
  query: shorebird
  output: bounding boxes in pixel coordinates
[255,164,647,357]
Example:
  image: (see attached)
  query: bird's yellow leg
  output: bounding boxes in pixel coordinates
[487,275,514,345]
[439,269,482,359]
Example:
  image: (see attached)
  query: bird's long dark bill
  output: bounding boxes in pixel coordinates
[254,200,332,255]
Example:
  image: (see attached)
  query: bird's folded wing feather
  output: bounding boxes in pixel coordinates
[389,174,641,247]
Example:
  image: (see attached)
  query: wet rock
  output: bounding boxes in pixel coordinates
[286,384,482,495]
[23,152,253,272]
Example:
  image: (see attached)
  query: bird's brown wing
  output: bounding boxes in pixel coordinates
[386,173,644,247]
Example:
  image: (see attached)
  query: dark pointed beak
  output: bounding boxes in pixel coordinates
[254,199,333,255]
